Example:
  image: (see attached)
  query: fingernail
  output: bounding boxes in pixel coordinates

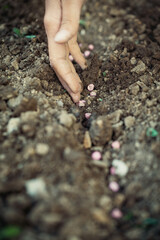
[54,30,70,43]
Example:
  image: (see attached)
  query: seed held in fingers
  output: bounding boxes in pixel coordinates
[69,55,74,61]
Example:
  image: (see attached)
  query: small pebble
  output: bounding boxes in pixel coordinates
[111,141,120,149]
[84,50,91,58]
[110,167,116,175]
[87,84,94,91]
[91,151,102,160]
[88,44,94,50]
[109,181,120,192]
[25,178,47,198]
[85,113,91,119]
[90,91,96,97]
[69,55,74,61]
[112,159,128,177]
[111,208,123,219]
[83,131,92,149]
[36,143,49,155]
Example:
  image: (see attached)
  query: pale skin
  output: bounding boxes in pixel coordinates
[44,0,86,103]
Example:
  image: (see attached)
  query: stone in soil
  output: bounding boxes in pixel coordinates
[89,116,113,145]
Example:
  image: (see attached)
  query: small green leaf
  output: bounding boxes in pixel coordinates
[13,27,21,37]
[123,212,134,221]
[25,35,36,39]
[103,72,106,77]
[146,128,158,137]
[0,226,21,239]
[143,218,159,227]
[79,19,86,26]
[3,4,9,10]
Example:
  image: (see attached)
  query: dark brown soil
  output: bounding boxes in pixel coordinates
[0,0,160,239]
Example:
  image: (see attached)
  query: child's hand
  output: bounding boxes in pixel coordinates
[44,0,86,103]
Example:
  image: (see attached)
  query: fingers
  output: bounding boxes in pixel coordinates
[46,35,82,101]
[44,0,61,35]
[44,0,82,103]
[68,35,87,70]
[44,0,83,103]
[55,0,84,43]
[56,72,81,103]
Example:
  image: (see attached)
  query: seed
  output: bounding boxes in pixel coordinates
[109,181,120,192]
[78,100,85,107]
[87,84,94,91]
[111,141,120,149]
[84,50,91,57]
[85,113,91,119]
[91,151,102,160]
[110,167,116,175]
[88,44,94,50]
[69,55,73,61]
[111,208,123,219]
[90,91,96,97]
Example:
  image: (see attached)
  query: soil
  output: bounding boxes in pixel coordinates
[0,0,160,239]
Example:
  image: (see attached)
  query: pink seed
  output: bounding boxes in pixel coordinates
[87,84,94,91]
[84,50,91,58]
[111,141,120,149]
[110,167,116,175]
[91,151,102,160]
[85,113,91,119]
[111,209,123,219]
[78,100,85,107]
[69,55,73,61]
[109,181,120,192]
[88,44,94,50]
[90,91,96,97]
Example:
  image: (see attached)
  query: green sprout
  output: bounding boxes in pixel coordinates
[13,27,21,37]
[79,19,86,26]
[146,128,158,137]
[25,35,36,39]
[13,28,36,39]
[0,226,21,240]
[142,218,159,228]
[103,72,106,77]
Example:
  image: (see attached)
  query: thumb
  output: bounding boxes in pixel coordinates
[54,0,84,43]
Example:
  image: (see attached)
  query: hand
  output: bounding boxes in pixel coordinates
[44,0,86,103]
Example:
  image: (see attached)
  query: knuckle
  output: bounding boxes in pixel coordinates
[44,16,60,30]
[43,16,51,27]
[49,57,64,68]
[49,58,57,68]
[61,19,77,33]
